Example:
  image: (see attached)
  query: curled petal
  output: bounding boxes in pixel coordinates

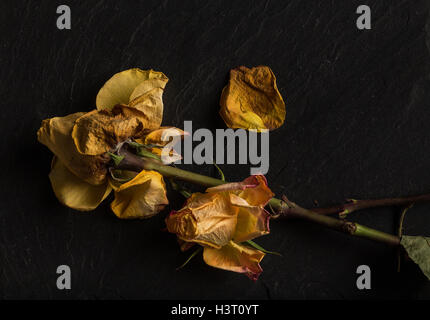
[129,75,168,102]
[49,157,111,211]
[110,170,168,219]
[96,68,168,111]
[149,147,182,164]
[166,209,198,239]
[237,175,274,207]
[127,73,169,130]
[166,192,238,249]
[134,127,185,164]
[37,112,108,185]
[141,127,186,146]
[128,89,164,130]
[220,66,285,131]
[206,175,274,207]
[203,241,265,280]
[72,105,147,156]
[230,195,270,242]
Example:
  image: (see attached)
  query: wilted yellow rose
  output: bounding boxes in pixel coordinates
[220,66,286,131]
[38,68,179,218]
[166,175,274,280]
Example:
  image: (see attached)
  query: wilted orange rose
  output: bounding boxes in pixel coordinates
[38,68,183,218]
[166,175,274,280]
[220,65,286,131]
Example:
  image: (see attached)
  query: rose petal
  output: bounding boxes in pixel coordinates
[166,192,238,249]
[149,147,182,164]
[166,209,198,239]
[49,157,111,211]
[134,127,185,164]
[37,112,108,185]
[129,75,168,102]
[219,66,285,131]
[206,175,274,207]
[238,175,274,207]
[71,105,147,156]
[203,241,265,280]
[96,68,168,111]
[128,90,165,130]
[127,72,169,130]
[229,194,270,242]
[141,127,186,146]
[110,169,168,219]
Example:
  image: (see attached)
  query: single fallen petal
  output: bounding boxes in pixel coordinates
[72,105,147,156]
[166,192,238,249]
[220,65,285,131]
[111,169,168,219]
[203,241,265,280]
[49,157,111,211]
[230,194,270,242]
[96,68,168,110]
[37,112,108,185]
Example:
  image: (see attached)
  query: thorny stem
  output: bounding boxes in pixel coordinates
[268,197,400,246]
[312,194,430,218]
[114,148,400,247]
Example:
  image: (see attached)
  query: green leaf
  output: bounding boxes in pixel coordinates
[214,163,225,181]
[176,247,203,270]
[245,240,282,256]
[107,152,124,166]
[401,235,430,280]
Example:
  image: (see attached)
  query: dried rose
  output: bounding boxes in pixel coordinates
[37,68,183,218]
[166,175,274,280]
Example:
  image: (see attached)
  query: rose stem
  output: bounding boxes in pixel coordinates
[114,148,400,246]
[312,194,430,217]
[268,197,400,246]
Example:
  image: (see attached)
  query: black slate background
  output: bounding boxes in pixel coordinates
[1,0,430,299]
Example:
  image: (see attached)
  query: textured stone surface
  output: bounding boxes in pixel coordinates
[1,0,430,299]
